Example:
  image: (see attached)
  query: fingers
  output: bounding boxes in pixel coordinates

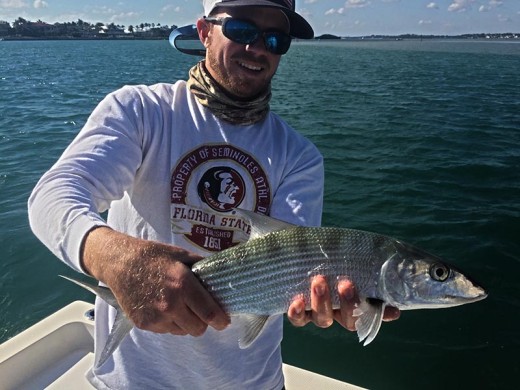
[170,251,230,331]
[287,275,334,328]
[169,323,188,336]
[335,279,358,331]
[310,276,334,328]
[182,273,230,331]
[163,303,210,337]
[158,266,229,336]
[127,261,230,337]
[383,305,401,322]
[133,293,212,337]
[142,297,224,338]
[287,275,400,332]
[287,295,308,327]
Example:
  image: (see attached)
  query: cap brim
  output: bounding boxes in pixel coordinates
[209,0,314,39]
[284,11,313,39]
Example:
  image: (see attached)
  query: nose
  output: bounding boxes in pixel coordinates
[245,36,269,54]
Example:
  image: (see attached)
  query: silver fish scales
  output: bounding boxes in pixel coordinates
[192,226,387,314]
[192,209,486,347]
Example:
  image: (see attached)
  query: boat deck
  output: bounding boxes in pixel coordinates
[0,301,364,389]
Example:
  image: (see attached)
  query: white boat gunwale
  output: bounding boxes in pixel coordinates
[0,301,364,390]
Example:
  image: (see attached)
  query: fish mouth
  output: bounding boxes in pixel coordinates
[448,265,488,302]
[467,283,488,301]
[446,289,488,304]
[471,291,488,301]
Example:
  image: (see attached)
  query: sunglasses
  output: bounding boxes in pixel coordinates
[204,17,292,55]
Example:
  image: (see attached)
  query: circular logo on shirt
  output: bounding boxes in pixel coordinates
[170,144,271,252]
[197,167,245,212]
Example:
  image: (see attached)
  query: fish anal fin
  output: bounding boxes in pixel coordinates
[234,314,270,349]
[353,298,386,346]
[233,208,295,240]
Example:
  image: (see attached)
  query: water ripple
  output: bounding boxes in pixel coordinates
[1,40,518,389]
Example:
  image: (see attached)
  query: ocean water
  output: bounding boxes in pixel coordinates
[0,39,518,389]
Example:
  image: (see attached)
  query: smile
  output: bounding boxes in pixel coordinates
[239,61,263,71]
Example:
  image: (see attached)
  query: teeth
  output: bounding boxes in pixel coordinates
[239,62,262,71]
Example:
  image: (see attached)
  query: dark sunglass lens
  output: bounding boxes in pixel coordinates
[264,33,291,55]
[224,19,259,44]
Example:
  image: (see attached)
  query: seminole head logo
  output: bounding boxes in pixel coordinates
[197,167,245,212]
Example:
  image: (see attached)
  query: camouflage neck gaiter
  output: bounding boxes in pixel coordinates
[187,61,271,126]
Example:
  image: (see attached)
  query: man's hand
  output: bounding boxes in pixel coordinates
[287,275,400,331]
[81,226,230,336]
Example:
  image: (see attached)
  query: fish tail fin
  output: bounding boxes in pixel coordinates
[60,274,132,368]
[59,275,120,309]
[96,309,133,368]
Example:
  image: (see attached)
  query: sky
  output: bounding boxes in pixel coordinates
[0,0,518,36]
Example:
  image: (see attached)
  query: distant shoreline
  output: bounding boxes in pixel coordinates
[2,18,517,43]
[1,36,519,43]
[0,36,166,41]
[0,36,520,43]
[314,33,519,41]
[2,35,519,42]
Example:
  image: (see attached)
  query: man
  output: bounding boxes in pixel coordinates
[29,1,398,388]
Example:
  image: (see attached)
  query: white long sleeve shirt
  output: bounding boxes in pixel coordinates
[29,81,324,389]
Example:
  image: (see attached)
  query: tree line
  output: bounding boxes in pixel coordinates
[0,18,177,39]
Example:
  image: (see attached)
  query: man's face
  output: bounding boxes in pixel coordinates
[198,7,289,99]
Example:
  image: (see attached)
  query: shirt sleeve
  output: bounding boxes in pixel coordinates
[28,86,146,273]
[269,138,324,228]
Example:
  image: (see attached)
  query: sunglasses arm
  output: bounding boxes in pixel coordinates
[169,24,207,56]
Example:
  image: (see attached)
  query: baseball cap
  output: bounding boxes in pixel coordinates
[203,0,314,39]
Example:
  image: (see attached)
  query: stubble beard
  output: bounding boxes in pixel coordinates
[206,50,272,100]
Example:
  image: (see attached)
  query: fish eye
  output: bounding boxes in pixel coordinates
[429,263,450,282]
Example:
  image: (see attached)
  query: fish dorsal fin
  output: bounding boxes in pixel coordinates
[96,309,133,368]
[353,298,386,346]
[233,208,295,240]
[234,314,271,349]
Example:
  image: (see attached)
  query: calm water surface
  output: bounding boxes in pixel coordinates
[0,39,518,389]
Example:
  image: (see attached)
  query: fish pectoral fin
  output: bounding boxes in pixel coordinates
[233,208,295,239]
[95,309,133,368]
[353,298,386,346]
[234,314,270,349]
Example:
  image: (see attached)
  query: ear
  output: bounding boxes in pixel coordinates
[196,18,211,48]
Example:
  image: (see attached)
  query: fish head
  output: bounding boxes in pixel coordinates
[379,241,487,309]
